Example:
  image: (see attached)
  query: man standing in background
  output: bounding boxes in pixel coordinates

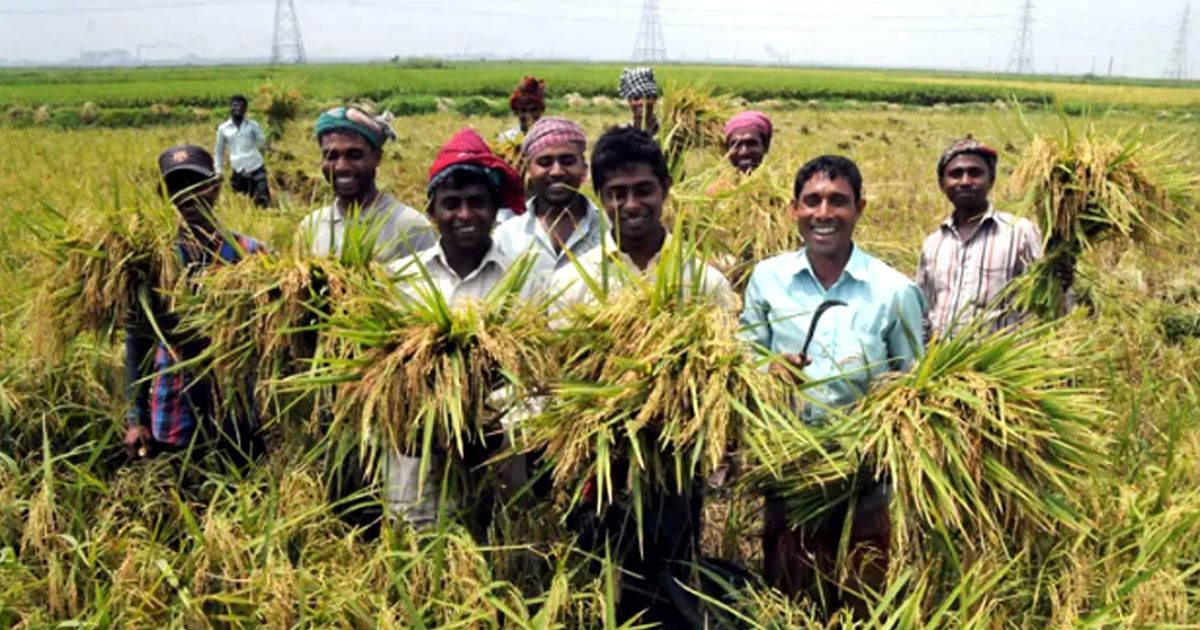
[214,95,271,208]
[619,67,661,136]
[498,76,546,143]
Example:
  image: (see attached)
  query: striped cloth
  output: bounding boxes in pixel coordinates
[916,207,1042,340]
[125,233,267,447]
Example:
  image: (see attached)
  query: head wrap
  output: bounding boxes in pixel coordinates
[937,138,998,180]
[619,67,660,100]
[509,76,546,112]
[724,111,773,146]
[315,106,394,150]
[521,117,587,159]
[428,128,525,214]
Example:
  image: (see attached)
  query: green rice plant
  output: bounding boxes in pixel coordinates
[749,316,1108,571]
[523,233,795,534]
[255,79,305,142]
[1007,125,1200,318]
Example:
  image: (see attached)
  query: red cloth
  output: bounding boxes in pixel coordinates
[428,128,526,215]
[509,76,546,111]
[724,111,773,144]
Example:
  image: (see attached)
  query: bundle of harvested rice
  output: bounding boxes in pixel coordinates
[39,203,179,346]
[657,82,734,181]
[524,235,790,521]
[316,255,555,478]
[748,318,1107,566]
[1007,127,1200,318]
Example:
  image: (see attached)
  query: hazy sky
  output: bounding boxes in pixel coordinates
[0,0,1190,78]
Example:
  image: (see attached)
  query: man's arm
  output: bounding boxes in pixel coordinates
[914,243,934,343]
[213,125,226,176]
[253,120,266,148]
[738,267,772,352]
[123,310,155,454]
[887,283,927,371]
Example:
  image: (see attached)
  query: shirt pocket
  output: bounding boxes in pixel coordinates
[818,328,890,398]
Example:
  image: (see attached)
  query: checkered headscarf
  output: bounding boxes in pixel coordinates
[521,117,587,159]
[619,67,660,99]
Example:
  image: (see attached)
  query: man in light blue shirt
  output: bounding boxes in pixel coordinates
[214,95,270,208]
[741,154,925,601]
[494,117,606,294]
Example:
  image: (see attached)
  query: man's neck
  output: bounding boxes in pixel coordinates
[232,116,244,127]
[441,238,491,279]
[337,187,381,216]
[536,195,587,253]
[806,245,853,290]
[951,202,989,227]
[617,225,666,270]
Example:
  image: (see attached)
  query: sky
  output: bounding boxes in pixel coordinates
[0,0,1191,78]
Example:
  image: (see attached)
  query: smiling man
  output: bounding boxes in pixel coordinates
[494,117,605,293]
[739,154,925,604]
[916,138,1043,340]
[723,110,773,174]
[383,127,526,530]
[300,106,435,263]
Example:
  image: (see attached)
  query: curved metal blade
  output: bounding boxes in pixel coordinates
[801,299,848,359]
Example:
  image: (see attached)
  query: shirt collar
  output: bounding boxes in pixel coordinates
[332,191,394,224]
[598,229,671,270]
[524,196,603,241]
[422,238,509,282]
[940,204,998,231]
[794,243,868,284]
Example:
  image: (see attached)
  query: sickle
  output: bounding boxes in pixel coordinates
[801,299,847,359]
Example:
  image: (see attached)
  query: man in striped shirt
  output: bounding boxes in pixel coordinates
[124,144,267,463]
[916,139,1043,340]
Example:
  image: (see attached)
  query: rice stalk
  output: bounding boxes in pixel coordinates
[657,81,734,182]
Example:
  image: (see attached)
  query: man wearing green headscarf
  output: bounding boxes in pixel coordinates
[300,105,435,263]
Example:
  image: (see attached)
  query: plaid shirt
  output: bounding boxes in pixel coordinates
[916,207,1042,340]
[124,232,267,447]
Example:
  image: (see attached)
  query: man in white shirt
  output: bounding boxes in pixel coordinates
[384,127,527,530]
[300,106,436,264]
[493,117,606,296]
[214,95,271,208]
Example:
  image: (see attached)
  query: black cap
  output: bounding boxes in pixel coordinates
[158,144,216,179]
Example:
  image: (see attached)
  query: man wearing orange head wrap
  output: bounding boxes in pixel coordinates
[499,76,546,143]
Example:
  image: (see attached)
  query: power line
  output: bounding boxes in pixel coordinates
[1165,3,1191,80]
[632,0,667,62]
[1006,0,1035,74]
[271,0,306,64]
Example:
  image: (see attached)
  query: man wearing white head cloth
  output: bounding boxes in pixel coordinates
[494,116,607,294]
[619,66,661,135]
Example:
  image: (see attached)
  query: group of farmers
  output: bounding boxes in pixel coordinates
[128,66,1050,625]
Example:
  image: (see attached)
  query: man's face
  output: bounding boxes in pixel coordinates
[940,153,993,212]
[727,130,767,173]
[599,162,668,243]
[320,131,381,202]
[165,170,221,228]
[515,104,543,132]
[430,181,497,254]
[628,97,657,129]
[230,99,246,120]
[790,173,864,260]
[527,143,587,207]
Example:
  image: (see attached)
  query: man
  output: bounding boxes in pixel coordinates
[493,117,606,294]
[384,127,526,530]
[497,76,546,143]
[740,155,925,605]
[214,95,271,208]
[618,67,660,136]
[552,126,732,310]
[724,111,773,174]
[917,138,1044,340]
[551,126,733,626]
[124,144,267,464]
[300,106,436,264]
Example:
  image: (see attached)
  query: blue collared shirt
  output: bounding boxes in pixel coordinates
[740,244,926,419]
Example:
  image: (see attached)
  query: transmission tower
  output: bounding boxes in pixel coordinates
[1165,3,1191,80]
[1006,0,1035,74]
[271,0,306,64]
[632,0,667,63]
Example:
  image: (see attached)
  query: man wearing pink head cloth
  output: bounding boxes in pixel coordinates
[494,116,606,293]
[724,111,773,174]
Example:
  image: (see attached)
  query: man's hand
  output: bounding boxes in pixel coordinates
[769,353,811,384]
[124,425,152,458]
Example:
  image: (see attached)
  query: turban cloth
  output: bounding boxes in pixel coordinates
[315,106,394,150]
[510,76,546,112]
[428,128,526,215]
[618,67,660,99]
[724,111,773,146]
[937,138,998,179]
[521,117,587,159]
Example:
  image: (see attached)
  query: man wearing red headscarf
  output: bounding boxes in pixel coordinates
[382,127,528,530]
[499,76,546,143]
